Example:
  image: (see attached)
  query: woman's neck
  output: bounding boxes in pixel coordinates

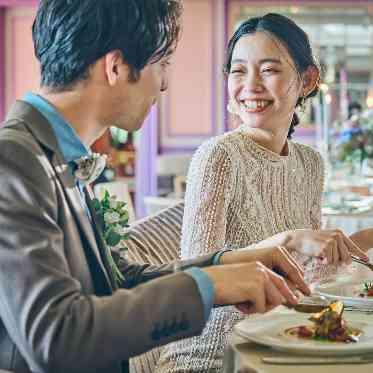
[242,127,289,155]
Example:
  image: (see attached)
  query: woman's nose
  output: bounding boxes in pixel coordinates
[244,71,264,93]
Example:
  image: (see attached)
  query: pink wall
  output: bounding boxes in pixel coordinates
[5,8,39,112]
[159,0,227,152]
[0,1,38,120]
[0,1,37,5]
[167,0,213,137]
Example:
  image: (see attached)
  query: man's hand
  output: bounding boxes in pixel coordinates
[218,246,310,296]
[202,261,299,314]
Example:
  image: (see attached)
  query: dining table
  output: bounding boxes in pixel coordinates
[222,250,373,373]
[222,308,373,373]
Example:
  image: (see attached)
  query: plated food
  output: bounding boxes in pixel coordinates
[285,301,362,343]
[235,306,373,356]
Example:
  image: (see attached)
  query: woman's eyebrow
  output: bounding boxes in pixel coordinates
[259,58,282,65]
[231,58,282,65]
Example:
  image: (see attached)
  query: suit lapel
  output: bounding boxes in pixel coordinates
[5,101,113,293]
[53,157,113,292]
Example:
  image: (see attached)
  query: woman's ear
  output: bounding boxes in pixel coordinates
[302,65,320,97]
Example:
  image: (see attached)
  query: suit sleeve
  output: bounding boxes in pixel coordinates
[115,249,218,288]
[0,134,207,373]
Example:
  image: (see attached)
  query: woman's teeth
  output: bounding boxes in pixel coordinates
[242,100,271,110]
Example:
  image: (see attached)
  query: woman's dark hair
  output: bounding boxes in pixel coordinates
[32,0,182,92]
[224,13,320,139]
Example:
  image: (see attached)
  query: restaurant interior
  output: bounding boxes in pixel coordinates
[3,1,373,372]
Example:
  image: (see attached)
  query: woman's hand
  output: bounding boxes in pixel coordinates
[285,229,368,265]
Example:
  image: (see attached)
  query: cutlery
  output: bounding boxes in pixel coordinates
[262,356,373,365]
[289,297,373,314]
[351,255,373,271]
[291,303,373,314]
[291,302,326,313]
[287,293,329,313]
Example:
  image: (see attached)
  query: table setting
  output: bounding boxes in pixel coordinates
[322,193,373,234]
[222,250,373,372]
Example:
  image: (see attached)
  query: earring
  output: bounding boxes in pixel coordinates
[298,96,306,112]
[227,100,236,114]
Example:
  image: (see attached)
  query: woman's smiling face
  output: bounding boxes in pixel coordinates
[227,31,303,134]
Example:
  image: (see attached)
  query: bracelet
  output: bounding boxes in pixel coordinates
[212,248,233,265]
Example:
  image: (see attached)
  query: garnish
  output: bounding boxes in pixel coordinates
[285,301,362,343]
[359,281,373,297]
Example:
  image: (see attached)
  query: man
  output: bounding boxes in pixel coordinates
[0,1,309,372]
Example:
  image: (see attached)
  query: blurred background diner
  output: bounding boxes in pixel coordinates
[3,0,373,234]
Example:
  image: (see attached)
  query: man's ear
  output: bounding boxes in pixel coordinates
[104,50,128,86]
[302,65,320,97]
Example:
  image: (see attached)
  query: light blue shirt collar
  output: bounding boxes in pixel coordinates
[22,92,90,163]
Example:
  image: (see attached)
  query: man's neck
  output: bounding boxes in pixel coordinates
[38,89,107,146]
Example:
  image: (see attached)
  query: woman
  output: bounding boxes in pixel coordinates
[155,13,367,372]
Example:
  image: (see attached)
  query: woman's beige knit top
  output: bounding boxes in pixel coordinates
[156,124,329,372]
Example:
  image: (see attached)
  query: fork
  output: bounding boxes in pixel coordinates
[351,255,373,271]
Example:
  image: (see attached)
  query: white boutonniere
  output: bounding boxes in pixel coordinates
[92,190,130,286]
[74,153,107,185]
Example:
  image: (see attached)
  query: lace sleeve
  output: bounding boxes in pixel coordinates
[302,151,337,284]
[180,142,234,259]
[310,151,325,230]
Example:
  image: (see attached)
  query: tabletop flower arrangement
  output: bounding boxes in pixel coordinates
[334,109,373,175]
[92,190,130,286]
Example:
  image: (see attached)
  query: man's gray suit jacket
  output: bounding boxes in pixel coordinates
[0,101,216,373]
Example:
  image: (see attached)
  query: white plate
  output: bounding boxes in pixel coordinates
[234,313,373,356]
[314,279,373,307]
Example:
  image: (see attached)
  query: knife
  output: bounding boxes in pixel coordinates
[262,356,373,365]
[291,303,326,313]
[288,301,373,314]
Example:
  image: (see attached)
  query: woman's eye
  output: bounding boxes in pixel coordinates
[261,68,278,75]
[230,69,244,74]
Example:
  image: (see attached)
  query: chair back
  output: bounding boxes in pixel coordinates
[126,202,184,264]
[126,202,185,373]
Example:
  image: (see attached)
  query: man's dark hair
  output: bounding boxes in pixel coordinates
[224,13,320,139]
[32,0,182,92]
